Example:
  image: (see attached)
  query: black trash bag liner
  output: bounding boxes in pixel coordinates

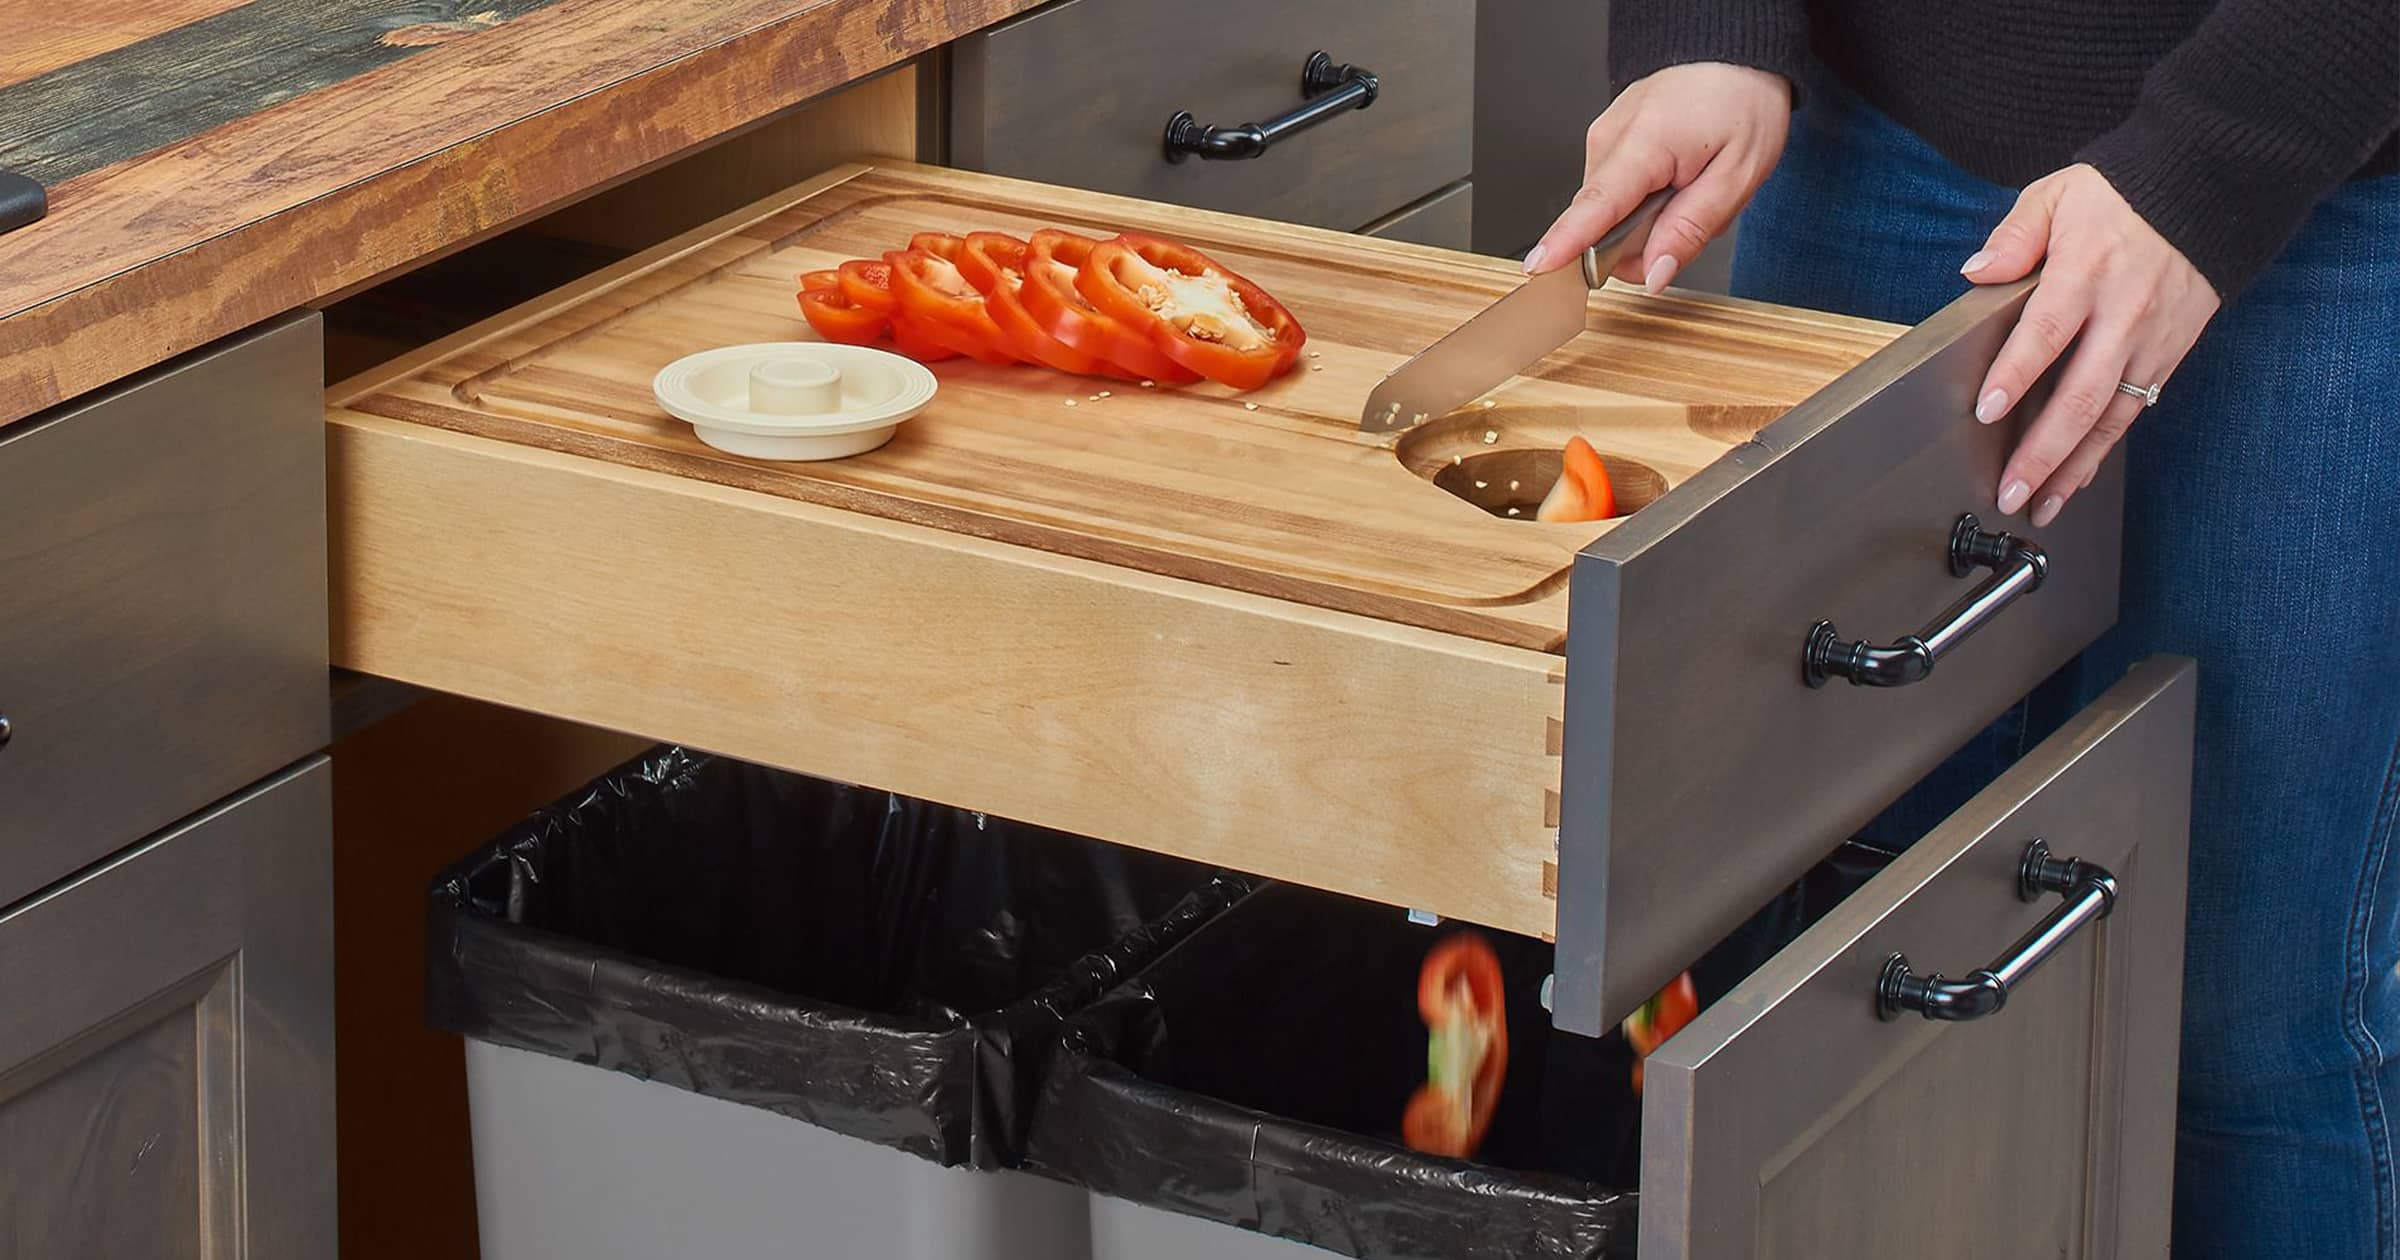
[1030,839,1897,1259]
[426,745,1251,1169]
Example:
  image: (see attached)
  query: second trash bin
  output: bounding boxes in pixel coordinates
[426,745,1247,1260]
[1029,842,1897,1260]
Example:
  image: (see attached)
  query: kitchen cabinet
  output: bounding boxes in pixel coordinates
[318,157,2179,1253]
[0,313,333,1258]
[0,760,336,1260]
[951,0,1474,240]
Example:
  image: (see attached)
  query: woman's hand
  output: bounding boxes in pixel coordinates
[1964,164,2220,526]
[1528,63,1792,292]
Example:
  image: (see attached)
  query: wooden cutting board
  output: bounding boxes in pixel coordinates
[344,162,1899,651]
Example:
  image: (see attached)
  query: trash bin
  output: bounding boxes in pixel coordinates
[427,745,1249,1260]
[1028,842,1896,1260]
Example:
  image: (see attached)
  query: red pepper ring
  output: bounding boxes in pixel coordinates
[796,287,888,346]
[1075,233,1305,391]
[957,231,1143,380]
[1400,932,1510,1159]
[1018,230,1199,385]
[885,245,1023,366]
[836,259,902,317]
[799,268,842,293]
[1622,971,1700,1094]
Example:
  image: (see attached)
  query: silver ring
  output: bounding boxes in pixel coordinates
[2116,379,2162,408]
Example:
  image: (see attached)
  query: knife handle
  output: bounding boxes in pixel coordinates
[1577,187,1675,290]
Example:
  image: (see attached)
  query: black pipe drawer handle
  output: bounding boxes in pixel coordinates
[1164,51,1380,163]
[0,711,11,750]
[1804,513,2048,688]
[1878,840,2117,1022]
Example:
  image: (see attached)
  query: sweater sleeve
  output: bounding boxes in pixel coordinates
[2076,0,2400,298]
[1606,0,1812,97]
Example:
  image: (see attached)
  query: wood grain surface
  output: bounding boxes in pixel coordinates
[0,3,250,88]
[0,0,1044,426]
[346,162,1897,650]
[0,0,569,188]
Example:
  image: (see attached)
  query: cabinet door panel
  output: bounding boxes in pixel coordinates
[0,760,334,1260]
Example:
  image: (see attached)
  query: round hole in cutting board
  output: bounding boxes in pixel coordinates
[1427,448,1665,521]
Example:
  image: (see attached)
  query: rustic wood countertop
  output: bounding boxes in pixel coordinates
[0,0,1041,427]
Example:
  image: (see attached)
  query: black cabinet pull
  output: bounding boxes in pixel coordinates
[1878,840,2117,1022]
[1803,513,2048,688]
[1163,51,1379,163]
[0,711,12,750]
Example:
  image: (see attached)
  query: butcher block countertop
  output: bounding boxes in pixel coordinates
[0,0,1046,427]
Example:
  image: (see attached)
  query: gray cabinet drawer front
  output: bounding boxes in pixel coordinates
[1361,181,1472,251]
[0,759,335,1260]
[1551,280,2126,1034]
[953,0,1473,231]
[1639,658,2192,1259]
[0,312,328,907]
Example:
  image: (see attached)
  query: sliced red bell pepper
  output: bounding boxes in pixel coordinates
[1622,971,1699,1093]
[836,259,902,317]
[955,231,1139,379]
[888,239,1024,366]
[1401,932,1510,1158]
[797,286,889,346]
[888,319,962,363]
[799,268,841,293]
[1535,436,1622,523]
[1018,230,1199,385]
[1075,233,1305,390]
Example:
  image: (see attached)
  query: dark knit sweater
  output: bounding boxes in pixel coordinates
[1611,1,2400,297]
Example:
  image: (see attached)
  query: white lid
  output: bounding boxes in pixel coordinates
[652,342,939,460]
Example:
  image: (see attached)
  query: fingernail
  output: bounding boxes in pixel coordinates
[1523,245,1549,275]
[1998,479,2032,515]
[1643,255,1680,294]
[1974,388,2009,423]
[2031,494,2064,528]
[1960,250,1994,275]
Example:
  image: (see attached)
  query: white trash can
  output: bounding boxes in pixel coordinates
[465,1040,1090,1260]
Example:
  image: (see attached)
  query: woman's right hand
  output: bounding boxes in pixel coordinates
[1527,63,1793,292]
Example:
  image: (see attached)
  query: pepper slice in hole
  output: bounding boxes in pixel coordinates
[1076,233,1305,390]
[1535,435,1621,522]
[1401,931,1509,1158]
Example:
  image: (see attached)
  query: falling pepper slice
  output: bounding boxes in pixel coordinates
[1401,932,1510,1158]
[1622,971,1700,1094]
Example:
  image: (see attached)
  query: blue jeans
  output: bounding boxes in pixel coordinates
[1732,77,2400,1259]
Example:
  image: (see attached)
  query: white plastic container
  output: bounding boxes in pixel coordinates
[464,1040,1092,1260]
[1088,1194,1332,1258]
[651,341,938,461]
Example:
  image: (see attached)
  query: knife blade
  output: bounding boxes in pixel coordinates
[1360,188,1671,432]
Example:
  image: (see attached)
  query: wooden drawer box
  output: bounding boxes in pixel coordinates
[0,313,328,907]
[951,0,1472,233]
[328,161,2124,1034]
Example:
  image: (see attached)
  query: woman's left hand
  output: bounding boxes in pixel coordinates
[1963,163,2220,527]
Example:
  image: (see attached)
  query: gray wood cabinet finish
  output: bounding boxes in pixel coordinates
[1554,280,2123,1033]
[951,0,1472,233]
[1360,181,1473,251]
[0,312,328,907]
[1641,657,2193,1259]
[0,758,335,1260]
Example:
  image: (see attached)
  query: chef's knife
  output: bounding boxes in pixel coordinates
[1360,187,1672,432]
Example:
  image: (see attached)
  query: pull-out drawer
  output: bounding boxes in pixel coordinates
[328,161,2121,1033]
[1,313,328,906]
